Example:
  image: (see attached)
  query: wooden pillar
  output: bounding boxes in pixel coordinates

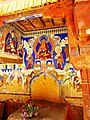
[74,1,90,119]
[66,3,90,120]
[80,69,90,120]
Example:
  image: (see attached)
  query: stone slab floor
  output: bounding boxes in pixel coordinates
[8,100,83,120]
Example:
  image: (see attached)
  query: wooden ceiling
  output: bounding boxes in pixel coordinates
[13,17,66,32]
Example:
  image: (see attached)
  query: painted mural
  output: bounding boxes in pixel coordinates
[0,28,82,105]
[21,33,82,102]
[22,34,69,70]
[0,28,27,94]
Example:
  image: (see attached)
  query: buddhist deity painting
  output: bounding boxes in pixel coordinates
[5,30,17,54]
[35,35,52,60]
[22,37,35,69]
[3,29,23,58]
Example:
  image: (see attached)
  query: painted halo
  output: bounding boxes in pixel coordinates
[39,35,48,43]
[55,45,62,53]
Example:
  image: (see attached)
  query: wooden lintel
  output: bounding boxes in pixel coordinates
[0,57,23,64]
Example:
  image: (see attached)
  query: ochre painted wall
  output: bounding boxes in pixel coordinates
[31,74,60,102]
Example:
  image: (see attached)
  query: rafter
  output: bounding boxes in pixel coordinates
[27,19,36,29]
[51,19,55,26]
[16,21,28,30]
[39,17,46,27]
[13,22,24,32]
